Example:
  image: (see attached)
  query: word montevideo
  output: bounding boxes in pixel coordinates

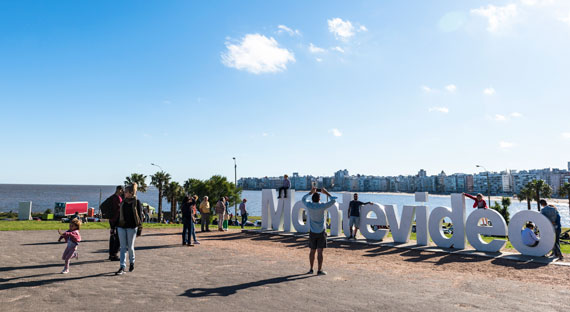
[261,190,557,257]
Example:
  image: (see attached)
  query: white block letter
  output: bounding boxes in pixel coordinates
[385,205,416,243]
[292,201,309,233]
[415,206,430,246]
[360,203,388,241]
[428,193,466,249]
[508,210,555,257]
[465,209,507,252]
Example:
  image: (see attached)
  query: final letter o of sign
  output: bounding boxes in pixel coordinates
[508,210,555,257]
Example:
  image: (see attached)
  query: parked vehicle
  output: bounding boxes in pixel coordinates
[54,202,88,218]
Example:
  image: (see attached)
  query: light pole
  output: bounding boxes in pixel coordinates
[151,163,163,172]
[476,164,492,206]
[233,157,237,222]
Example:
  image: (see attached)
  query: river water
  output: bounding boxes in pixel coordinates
[1,185,568,226]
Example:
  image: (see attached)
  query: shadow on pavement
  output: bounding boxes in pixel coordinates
[0,259,107,273]
[180,274,313,297]
[142,232,181,237]
[21,239,106,246]
[490,258,548,269]
[0,272,112,291]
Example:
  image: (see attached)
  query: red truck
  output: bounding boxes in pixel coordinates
[54,202,89,217]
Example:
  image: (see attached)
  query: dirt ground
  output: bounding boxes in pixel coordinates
[1,228,570,311]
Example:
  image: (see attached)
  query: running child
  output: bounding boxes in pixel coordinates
[58,218,82,274]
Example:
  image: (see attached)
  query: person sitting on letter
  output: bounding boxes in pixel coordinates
[278,174,290,199]
[521,222,539,247]
[463,193,488,226]
[303,187,337,275]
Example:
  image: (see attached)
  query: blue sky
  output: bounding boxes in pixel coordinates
[1,0,570,185]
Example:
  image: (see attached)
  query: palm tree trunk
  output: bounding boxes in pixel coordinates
[536,190,540,211]
[171,199,176,223]
[527,199,531,210]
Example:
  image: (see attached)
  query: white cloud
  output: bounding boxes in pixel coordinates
[359,25,368,32]
[331,46,345,53]
[328,18,355,40]
[499,141,516,149]
[445,84,457,92]
[494,114,508,121]
[277,25,301,36]
[510,112,523,118]
[471,4,518,32]
[562,132,570,139]
[329,128,343,137]
[483,87,496,95]
[309,43,325,53]
[262,132,269,137]
[421,85,433,93]
[221,34,295,74]
[315,58,323,62]
[428,107,449,113]
[559,12,570,25]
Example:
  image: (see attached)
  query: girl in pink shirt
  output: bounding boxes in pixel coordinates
[58,218,82,274]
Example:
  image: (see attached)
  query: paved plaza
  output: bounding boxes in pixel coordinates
[1,228,570,311]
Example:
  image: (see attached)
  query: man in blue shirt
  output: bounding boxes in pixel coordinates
[540,200,563,260]
[302,187,337,275]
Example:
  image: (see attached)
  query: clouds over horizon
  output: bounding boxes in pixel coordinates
[327,17,367,41]
[221,34,295,74]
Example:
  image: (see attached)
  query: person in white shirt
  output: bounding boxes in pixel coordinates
[521,222,539,247]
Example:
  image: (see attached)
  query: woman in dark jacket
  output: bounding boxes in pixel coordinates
[116,183,143,275]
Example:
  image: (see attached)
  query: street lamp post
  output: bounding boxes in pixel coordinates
[151,163,163,172]
[476,164,492,207]
[233,157,237,222]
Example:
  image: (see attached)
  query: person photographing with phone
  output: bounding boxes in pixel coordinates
[302,187,337,275]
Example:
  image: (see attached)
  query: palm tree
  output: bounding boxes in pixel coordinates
[528,179,552,211]
[517,186,535,210]
[151,171,171,223]
[558,182,570,216]
[124,173,148,192]
[164,181,184,223]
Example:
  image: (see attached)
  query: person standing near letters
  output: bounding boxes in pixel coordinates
[303,187,337,275]
[215,197,226,231]
[115,183,143,275]
[347,193,372,239]
[239,198,248,229]
[278,174,291,198]
[199,196,211,232]
[540,200,563,260]
[108,186,124,261]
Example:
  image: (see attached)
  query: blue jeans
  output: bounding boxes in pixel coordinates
[182,219,197,244]
[118,227,137,268]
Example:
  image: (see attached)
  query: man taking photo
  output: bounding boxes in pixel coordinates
[302,187,337,275]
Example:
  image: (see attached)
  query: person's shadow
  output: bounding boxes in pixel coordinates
[180,273,312,297]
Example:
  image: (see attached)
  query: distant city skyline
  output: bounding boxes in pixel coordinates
[238,162,570,196]
[1,1,570,185]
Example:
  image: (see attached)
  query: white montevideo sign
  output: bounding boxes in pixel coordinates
[261,189,556,257]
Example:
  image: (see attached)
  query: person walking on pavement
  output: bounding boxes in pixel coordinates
[108,185,124,261]
[239,199,248,229]
[215,197,227,231]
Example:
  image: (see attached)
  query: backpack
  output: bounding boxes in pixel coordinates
[100,196,114,219]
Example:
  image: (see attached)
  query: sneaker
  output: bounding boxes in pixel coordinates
[129,263,134,272]
[109,256,120,261]
[307,269,314,274]
[188,243,194,247]
[115,267,126,275]
[347,236,353,240]
[317,270,327,276]
[61,269,69,274]
[194,241,200,245]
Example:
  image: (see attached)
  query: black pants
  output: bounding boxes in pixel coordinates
[109,227,120,258]
[278,187,289,198]
[241,213,248,228]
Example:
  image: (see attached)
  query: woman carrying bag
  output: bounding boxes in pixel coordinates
[116,183,143,275]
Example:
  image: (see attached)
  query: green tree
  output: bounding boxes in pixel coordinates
[498,197,511,224]
[558,182,570,216]
[125,173,148,193]
[205,175,242,212]
[528,179,552,211]
[164,181,184,222]
[517,185,535,210]
[151,171,171,223]
[183,178,207,199]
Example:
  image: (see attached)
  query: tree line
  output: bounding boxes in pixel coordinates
[125,172,242,223]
